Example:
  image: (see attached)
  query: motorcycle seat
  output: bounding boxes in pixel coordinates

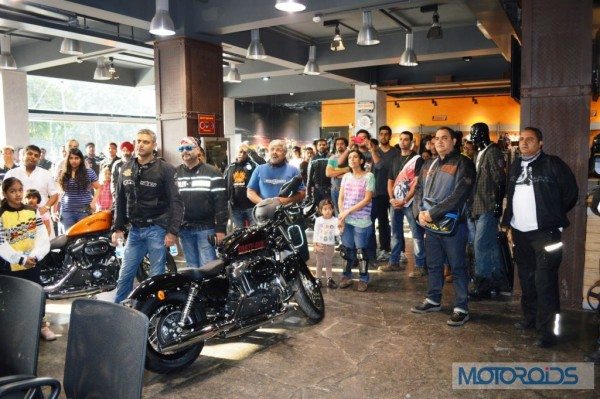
[179,259,224,280]
[50,235,68,250]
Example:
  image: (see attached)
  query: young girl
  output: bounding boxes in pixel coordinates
[58,148,100,231]
[0,177,54,340]
[312,199,339,289]
[338,150,375,292]
[26,189,51,235]
[95,166,113,211]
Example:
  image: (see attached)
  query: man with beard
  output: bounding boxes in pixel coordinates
[370,125,399,262]
[175,137,227,268]
[111,141,134,197]
[224,145,259,228]
[112,129,183,303]
[306,138,332,206]
[247,139,305,205]
[326,137,349,214]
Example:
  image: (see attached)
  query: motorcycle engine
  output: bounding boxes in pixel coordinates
[227,257,285,320]
[64,236,120,287]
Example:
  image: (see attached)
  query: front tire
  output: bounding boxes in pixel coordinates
[136,292,204,374]
[293,264,325,322]
[136,253,177,282]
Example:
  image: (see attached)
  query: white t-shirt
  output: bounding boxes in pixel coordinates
[313,216,339,246]
[4,166,58,207]
[511,159,538,232]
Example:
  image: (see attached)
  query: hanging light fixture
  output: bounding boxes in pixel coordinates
[303,45,320,75]
[399,32,418,67]
[225,63,241,83]
[246,29,266,60]
[357,10,379,46]
[330,23,345,51]
[427,10,442,39]
[149,0,175,36]
[0,35,17,70]
[93,56,111,80]
[60,38,83,55]
[274,0,306,13]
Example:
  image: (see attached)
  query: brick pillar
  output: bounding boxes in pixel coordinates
[154,37,223,164]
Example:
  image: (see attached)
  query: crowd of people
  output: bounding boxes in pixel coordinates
[0,122,578,349]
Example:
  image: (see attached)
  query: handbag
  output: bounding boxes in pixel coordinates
[421,197,459,235]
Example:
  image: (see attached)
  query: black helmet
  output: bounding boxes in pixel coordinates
[253,198,281,225]
[470,122,490,147]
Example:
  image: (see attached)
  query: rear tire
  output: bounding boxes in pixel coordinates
[136,292,204,374]
[136,253,177,282]
[293,264,325,322]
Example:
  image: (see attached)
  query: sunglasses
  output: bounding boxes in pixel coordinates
[178,145,196,152]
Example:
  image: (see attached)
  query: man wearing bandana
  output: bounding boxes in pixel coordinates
[501,127,578,348]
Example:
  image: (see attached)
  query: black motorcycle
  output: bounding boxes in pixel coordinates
[38,210,177,299]
[126,177,324,374]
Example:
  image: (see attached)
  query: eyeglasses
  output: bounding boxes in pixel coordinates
[178,145,196,152]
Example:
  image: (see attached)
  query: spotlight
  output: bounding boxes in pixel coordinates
[262,76,270,81]
[330,23,345,51]
[149,0,175,36]
[357,10,379,46]
[247,29,266,60]
[289,92,294,96]
[421,4,442,40]
[303,45,320,75]
[462,56,472,62]
[275,0,306,13]
[472,97,478,104]
[394,101,400,108]
[431,99,438,106]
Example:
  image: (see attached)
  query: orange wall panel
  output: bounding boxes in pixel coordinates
[321,99,355,127]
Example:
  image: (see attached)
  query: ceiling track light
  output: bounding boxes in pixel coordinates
[246,29,266,60]
[399,32,418,67]
[303,45,320,75]
[421,4,442,40]
[357,10,379,46]
[394,101,400,108]
[275,0,306,13]
[330,23,345,51]
[60,17,83,55]
[472,96,478,104]
[0,35,17,70]
[431,99,438,106]
[150,0,175,36]
[93,56,111,80]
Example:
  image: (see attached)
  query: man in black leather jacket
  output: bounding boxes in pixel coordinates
[112,129,184,303]
[501,126,578,348]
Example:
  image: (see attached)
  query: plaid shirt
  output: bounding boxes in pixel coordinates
[470,143,506,218]
[96,182,113,211]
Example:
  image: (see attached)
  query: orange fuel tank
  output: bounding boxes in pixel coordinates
[66,210,113,237]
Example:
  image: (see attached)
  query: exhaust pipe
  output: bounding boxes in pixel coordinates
[160,323,224,353]
[43,265,78,294]
[46,284,116,300]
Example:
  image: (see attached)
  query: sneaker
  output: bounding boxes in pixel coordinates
[327,278,338,289]
[410,300,441,314]
[399,252,408,263]
[447,311,470,326]
[40,326,57,341]
[377,250,390,262]
[409,268,427,278]
[357,281,368,292]
[339,276,353,289]
[378,262,400,272]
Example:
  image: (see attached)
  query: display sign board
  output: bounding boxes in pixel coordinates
[198,114,216,135]
[357,101,375,113]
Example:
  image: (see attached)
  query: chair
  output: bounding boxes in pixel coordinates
[0,275,45,390]
[0,299,149,399]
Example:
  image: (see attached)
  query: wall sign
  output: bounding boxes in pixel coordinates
[198,114,216,135]
[357,101,375,113]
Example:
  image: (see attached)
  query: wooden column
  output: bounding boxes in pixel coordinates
[520,0,592,308]
[154,37,223,164]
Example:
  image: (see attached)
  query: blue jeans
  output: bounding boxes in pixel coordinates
[60,209,89,232]
[341,223,372,282]
[473,211,501,281]
[424,222,469,312]
[114,225,167,303]
[390,206,426,267]
[179,227,217,268]
[231,208,254,229]
[331,188,340,215]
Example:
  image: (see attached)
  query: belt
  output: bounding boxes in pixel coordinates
[181,222,214,230]
[130,219,155,228]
